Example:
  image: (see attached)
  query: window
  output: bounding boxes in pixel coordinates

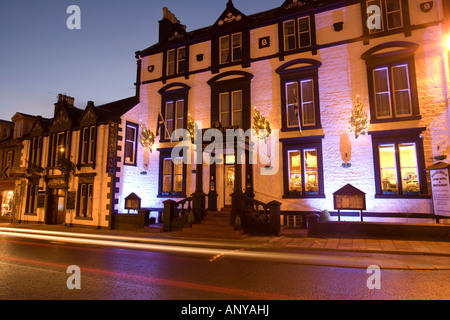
[80,126,96,165]
[167,47,186,76]
[367,0,403,34]
[285,79,316,128]
[77,183,93,218]
[219,90,242,128]
[124,122,138,166]
[220,33,242,65]
[26,184,38,213]
[282,137,324,198]
[283,16,311,52]
[30,137,42,167]
[49,131,70,167]
[158,148,186,197]
[363,42,420,123]
[370,128,428,198]
[164,100,185,140]
[373,64,412,118]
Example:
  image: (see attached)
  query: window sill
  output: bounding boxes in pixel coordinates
[283,193,326,199]
[370,115,421,124]
[157,194,186,199]
[374,194,431,199]
[281,125,322,132]
[75,216,93,220]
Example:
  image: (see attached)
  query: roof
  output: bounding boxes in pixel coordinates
[95,96,138,121]
[138,0,345,56]
[426,161,450,170]
[333,184,366,195]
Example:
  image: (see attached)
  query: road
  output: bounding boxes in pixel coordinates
[0,228,449,302]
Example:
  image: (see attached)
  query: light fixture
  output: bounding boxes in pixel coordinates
[348,95,368,139]
[139,121,155,152]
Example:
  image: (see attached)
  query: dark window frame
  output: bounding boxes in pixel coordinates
[77,182,94,218]
[124,122,139,166]
[158,83,190,143]
[79,125,97,168]
[157,147,187,198]
[363,42,420,124]
[361,0,411,42]
[369,128,429,199]
[208,71,253,131]
[276,59,322,132]
[281,136,325,199]
[278,13,317,60]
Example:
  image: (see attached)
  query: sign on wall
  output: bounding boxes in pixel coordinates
[106,122,118,175]
[427,162,450,218]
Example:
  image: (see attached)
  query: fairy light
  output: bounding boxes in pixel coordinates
[348,95,368,139]
[139,120,155,151]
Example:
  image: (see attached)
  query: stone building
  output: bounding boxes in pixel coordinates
[15,94,138,228]
[117,0,450,225]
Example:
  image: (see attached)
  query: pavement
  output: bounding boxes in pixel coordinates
[1,222,450,270]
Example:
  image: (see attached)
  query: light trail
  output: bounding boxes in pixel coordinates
[0,227,247,249]
[2,228,447,270]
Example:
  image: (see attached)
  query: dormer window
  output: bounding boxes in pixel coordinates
[167,47,186,76]
[220,33,242,65]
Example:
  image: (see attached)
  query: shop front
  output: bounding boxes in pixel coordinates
[0,180,16,221]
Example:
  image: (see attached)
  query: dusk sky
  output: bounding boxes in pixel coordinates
[0,0,283,121]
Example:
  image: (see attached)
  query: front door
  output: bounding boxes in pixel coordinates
[224,165,235,206]
[46,189,65,225]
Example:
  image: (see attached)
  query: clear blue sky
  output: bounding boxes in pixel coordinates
[0,0,282,121]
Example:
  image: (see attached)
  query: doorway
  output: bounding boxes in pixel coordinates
[46,189,66,225]
[224,165,235,206]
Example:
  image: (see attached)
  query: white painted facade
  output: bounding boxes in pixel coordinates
[117,0,450,221]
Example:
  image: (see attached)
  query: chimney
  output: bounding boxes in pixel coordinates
[159,7,186,43]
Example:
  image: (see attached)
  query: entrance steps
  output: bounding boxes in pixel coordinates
[172,207,247,240]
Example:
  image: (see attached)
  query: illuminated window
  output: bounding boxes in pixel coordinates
[379,143,419,195]
[124,122,138,165]
[282,138,324,198]
[370,129,427,198]
[162,158,183,195]
[288,149,318,195]
[50,131,70,167]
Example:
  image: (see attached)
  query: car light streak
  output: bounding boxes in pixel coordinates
[0,230,222,257]
[0,227,247,249]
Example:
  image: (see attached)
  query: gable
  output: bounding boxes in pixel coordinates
[213,0,248,30]
[50,107,72,133]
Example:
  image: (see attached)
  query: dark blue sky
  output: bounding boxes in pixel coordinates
[0,0,282,121]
